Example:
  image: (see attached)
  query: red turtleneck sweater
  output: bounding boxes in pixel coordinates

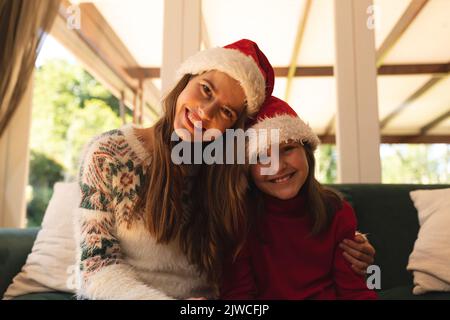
[221,193,378,300]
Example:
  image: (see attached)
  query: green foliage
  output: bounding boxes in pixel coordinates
[381,144,450,184]
[29,150,64,188]
[27,151,65,227]
[27,186,54,227]
[314,144,450,185]
[27,59,130,227]
[316,144,337,184]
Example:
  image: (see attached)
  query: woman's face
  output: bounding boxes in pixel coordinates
[251,142,309,200]
[173,71,246,141]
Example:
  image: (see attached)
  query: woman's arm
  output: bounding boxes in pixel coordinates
[340,232,376,276]
[75,140,173,300]
[333,203,377,299]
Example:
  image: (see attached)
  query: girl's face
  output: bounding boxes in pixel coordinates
[251,142,309,200]
[173,70,246,141]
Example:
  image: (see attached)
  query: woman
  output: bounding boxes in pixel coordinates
[75,39,374,300]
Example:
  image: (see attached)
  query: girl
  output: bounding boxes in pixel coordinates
[75,39,374,300]
[221,96,378,299]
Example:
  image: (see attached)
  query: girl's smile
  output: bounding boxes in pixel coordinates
[251,142,309,200]
[268,171,297,184]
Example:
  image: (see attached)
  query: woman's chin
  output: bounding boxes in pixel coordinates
[174,126,194,141]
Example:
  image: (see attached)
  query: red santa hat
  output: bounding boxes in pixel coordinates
[246,96,320,158]
[176,39,274,117]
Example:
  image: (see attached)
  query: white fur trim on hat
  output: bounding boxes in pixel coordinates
[247,114,320,158]
[176,47,266,116]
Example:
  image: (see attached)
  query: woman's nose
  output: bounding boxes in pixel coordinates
[197,101,216,121]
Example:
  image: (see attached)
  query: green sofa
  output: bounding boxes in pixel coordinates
[1,184,449,300]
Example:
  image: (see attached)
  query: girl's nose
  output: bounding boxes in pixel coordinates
[277,155,287,171]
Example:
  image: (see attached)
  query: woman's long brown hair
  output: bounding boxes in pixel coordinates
[134,74,249,293]
[249,143,343,236]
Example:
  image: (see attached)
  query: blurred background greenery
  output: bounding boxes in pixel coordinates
[27,59,133,227]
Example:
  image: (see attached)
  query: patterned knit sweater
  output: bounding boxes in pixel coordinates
[74,124,214,300]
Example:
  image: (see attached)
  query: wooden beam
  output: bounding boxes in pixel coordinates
[54,1,161,121]
[378,63,450,75]
[323,116,335,136]
[285,0,313,101]
[52,11,137,115]
[200,12,211,49]
[376,0,429,67]
[125,63,450,79]
[78,3,161,112]
[381,135,450,144]
[162,0,201,93]
[276,66,333,77]
[126,67,160,79]
[319,135,450,144]
[420,110,450,135]
[380,76,445,129]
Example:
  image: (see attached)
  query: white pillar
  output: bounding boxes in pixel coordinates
[333,0,381,183]
[161,0,201,95]
[0,74,33,228]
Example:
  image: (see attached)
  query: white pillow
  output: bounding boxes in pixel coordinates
[407,188,450,295]
[3,182,80,299]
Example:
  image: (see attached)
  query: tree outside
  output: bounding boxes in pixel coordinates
[28,59,132,227]
[315,144,449,185]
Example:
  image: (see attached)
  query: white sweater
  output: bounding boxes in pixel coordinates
[75,124,214,300]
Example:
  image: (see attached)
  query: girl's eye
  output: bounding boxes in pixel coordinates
[201,84,212,97]
[222,107,233,119]
[283,146,296,153]
[257,154,270,164]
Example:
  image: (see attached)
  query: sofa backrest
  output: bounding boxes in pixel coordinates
[0,228,40,297]
[328,184,450,291]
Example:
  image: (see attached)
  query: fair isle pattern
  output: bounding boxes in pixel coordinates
[79,127,149,227]
[75,125,214,299]
[78,125,150,283]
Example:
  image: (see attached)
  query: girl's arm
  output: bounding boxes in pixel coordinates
[75,141,174,300]
[333,202,378,300]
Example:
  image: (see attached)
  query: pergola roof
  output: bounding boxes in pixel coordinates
[61,0,449,143]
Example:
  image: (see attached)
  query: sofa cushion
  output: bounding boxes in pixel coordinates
[379,285,450,300]
[12,292,75,300]
[329,184,450,291]
[407,188,450,295]
[3,182,80,299]
[0,228,40,297]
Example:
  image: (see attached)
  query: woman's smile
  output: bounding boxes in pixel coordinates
[183,107,207,134]
[173,71,246,141]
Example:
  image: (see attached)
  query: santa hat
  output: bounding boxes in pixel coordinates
[246,96,320,158]
[176,39,274,117]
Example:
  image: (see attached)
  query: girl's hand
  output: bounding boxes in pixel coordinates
[339,233,375,276]
[187,297,207,300]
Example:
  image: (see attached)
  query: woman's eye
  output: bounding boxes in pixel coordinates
[222,107,233,119]
[201,84,212,97]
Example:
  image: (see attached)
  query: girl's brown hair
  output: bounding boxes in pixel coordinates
[134,74,249,293]
[302,143,343,235]
[249,142,343,236]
